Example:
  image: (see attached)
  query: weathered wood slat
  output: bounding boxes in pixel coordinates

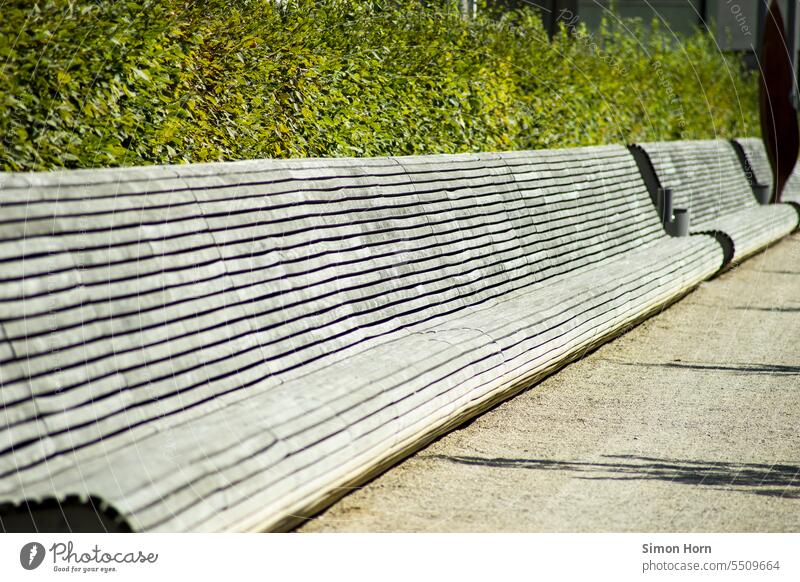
[734,136,800,206]
[634,140,798,262]
[1,145,726,532]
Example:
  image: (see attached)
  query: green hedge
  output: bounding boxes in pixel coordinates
[0,0,759,171]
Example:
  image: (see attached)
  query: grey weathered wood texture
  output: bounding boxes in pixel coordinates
[0,146,725,531]
[734,136,800,205]
[635,140,799,262]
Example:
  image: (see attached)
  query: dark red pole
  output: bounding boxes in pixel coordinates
[759,0,800,203]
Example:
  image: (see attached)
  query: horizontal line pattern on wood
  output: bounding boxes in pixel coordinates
[0,145,725,531]
[734,137,774,188]
[636,140,756,223]
[734,136,800,204]
[637,139,798,261]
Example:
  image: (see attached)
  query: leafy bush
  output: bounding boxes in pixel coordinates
[0,0,759,171]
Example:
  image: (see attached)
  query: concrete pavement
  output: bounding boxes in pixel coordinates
[299,232,800,532]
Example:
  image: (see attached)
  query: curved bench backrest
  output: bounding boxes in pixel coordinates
[0,145,665,519]
[734,136,800,201]
[634,140,755,226]
[395,146,666,285]
[733,137,773,188]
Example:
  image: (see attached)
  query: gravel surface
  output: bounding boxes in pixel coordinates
[299,233,800,532]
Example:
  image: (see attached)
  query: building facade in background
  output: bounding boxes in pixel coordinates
[499,1,798,72]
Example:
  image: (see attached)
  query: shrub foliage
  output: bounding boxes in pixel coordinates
[0,0,759,171]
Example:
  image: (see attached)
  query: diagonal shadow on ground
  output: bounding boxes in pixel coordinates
[430,454,800,499]
[732,306,800,313]
[660,362,800,375]
[616,362,800,375]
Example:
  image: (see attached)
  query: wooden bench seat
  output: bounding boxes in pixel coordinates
[0,146,723,531]
[634,139,798,262]
[733,136,800,207]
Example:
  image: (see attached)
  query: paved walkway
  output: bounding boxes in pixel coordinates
[299,233,800,532]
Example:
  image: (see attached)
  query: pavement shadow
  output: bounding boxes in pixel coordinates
[630,362,800,375]
[432,454,800,499]
[732,306,800,313]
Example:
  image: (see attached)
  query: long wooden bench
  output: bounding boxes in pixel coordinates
[632,140,799,263]
[0,146,724,532]
[733,136,800,207]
